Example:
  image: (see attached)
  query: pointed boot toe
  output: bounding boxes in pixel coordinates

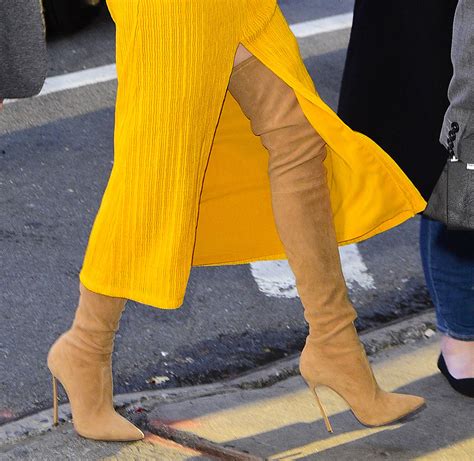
[356,391,426,427]
[76,412,145,442]
[123,423,145,442]
[107,414,145,442]
[386,392,426,422]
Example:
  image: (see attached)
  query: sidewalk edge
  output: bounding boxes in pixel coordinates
[0,310,436,447]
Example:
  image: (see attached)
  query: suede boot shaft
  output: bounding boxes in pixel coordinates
[228,56,425,428]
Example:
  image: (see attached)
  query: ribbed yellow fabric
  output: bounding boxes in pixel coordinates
[79,1,426,309]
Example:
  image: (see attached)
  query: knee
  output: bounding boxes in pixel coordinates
[266,127,328,188]
[233,44,253,68]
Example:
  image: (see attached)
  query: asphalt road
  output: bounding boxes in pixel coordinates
[0,1,433,426]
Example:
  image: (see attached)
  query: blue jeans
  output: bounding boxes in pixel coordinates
[420,216,474,341]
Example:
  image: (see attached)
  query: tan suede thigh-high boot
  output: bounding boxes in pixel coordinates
[47,282,144,441]
[228,55,425,431]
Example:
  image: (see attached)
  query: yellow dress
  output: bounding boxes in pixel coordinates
[79,0,426,309]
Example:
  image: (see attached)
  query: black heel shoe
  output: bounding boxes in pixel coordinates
[437,353,474,398]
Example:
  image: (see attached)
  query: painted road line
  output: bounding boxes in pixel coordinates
[3,64,117,105]
[339,244,376,290]
[250,260,299,299]
[250,244,375,299]
[290,12,354,38]
[39,63,117,97]
[3,13,353,105]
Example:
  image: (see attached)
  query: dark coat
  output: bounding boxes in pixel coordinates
[440,0,474,160]
[337,0,458,200]
[0,0,47,99]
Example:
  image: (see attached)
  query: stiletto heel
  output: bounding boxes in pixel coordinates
[309,385,333,433]
[52,375,59,426]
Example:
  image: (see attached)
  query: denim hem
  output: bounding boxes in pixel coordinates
[435,325,474,341]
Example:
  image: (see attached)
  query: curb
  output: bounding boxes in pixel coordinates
[148,421,263,461]
[0,310,437,447]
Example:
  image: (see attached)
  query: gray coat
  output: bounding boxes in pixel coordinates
[0,0,48,98]
[440,0,474,163]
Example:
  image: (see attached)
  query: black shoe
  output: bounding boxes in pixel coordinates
[437,353,474,398]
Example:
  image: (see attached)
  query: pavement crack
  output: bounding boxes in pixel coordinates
[145,418,264,461]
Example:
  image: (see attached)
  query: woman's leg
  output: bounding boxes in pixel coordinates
[47,283,144,441]
[420,216,474,380]
[50,5,247,441]
[228,50,425,430]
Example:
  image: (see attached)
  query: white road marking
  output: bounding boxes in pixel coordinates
[250,260,299,299]
[250,244,375,299]
[39,64,117,97]
[3,64,117,105]
[3,12,353,105]
[290,12,354,38]
[339,244,376,290]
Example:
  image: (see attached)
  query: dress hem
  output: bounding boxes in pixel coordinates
[79,271,185,310]
[79,207,421,308]
[192,208,423,267]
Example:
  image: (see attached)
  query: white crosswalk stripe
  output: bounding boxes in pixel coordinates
[250,244,375,299]
[290,12,354,38]
[4,12,353,105]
